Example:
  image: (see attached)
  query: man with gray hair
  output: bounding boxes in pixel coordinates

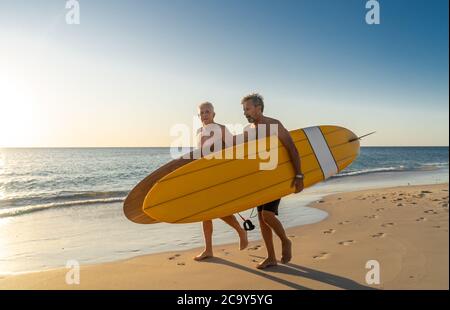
[241,93,304,269]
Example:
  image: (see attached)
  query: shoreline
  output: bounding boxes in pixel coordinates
[1,166,448,275]
[0,183,448,289]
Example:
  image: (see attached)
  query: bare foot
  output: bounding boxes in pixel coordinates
[256,257,278,269]
[239,230,248,250]
[281,239,292,264]
[193,250,213,261]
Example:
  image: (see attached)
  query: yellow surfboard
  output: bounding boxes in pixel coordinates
[140,125,360,224]
[123,155,194,224]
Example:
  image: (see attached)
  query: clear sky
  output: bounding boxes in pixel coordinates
[0,0,448,147]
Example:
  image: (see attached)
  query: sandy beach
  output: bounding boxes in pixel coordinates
[0,183,448,290]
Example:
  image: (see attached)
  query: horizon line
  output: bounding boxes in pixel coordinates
[0,145,449,149]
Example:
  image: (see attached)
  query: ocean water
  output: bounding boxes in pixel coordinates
[0,147,448,274]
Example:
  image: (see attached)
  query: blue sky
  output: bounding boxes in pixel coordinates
[0,0,448,146]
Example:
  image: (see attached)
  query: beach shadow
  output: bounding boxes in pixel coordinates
[202,257,311,290]
[273,262,378,290]
[202,257,378,290]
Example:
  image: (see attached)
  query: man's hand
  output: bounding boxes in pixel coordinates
[291,178,304,193]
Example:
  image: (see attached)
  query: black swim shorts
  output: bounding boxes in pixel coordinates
[257,199,281,215]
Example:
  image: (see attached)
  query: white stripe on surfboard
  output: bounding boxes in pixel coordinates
[303,126,338,179]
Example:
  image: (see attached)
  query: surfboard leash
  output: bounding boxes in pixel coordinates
[237,212,256,231]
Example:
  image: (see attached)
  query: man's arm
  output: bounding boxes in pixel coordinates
[276,121,304,193]
[277,122,301,174]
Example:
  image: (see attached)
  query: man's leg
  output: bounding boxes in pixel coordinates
[257,211,278,269]
[194,220,214,261]
[261,210,292,264]
[221,215,248,250]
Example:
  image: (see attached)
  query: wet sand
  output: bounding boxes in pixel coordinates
[0,183,448,290]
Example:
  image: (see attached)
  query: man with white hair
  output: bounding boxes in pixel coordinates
[194,102,249,261]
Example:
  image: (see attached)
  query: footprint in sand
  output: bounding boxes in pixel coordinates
[248,245,262,251]
[376,208,385,212]
[338,240,355,246]
[365,214,379,219]
[339,220,351,225]
[168,254,181,260]
[318,200,325,203]
[433,225,441,229]
[424,210,438,214]
[313,252,330,260]
[371,232,386,238]
[323,229,336,234]
[397,203,404,207]
[381,222,395,227]
[177,262,186,266]
[416,217,426,222]
[288,235,297,238]
[421,191,433,194]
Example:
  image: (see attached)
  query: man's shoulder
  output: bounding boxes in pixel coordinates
[263,116,282,125]
[214,123,230,133]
